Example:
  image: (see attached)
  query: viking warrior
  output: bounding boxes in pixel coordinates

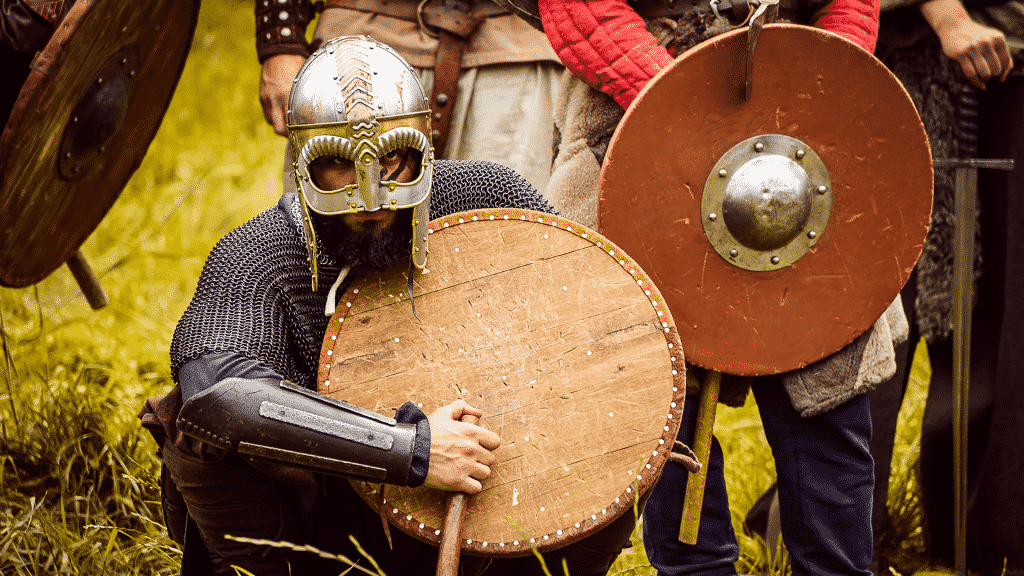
[877,0,1023,572]
[140,36,639,575]
[256,0,565,192]
[486,0,920,575]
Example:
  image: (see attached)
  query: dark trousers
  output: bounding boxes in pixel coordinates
[161,440,640,576]
[643,376,874,576]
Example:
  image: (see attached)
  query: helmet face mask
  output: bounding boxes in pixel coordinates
[287,36,434,290]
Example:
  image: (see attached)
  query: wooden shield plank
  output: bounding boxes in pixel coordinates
[0,0,201,287]
[598,24,933,375]
[319,209,686,556]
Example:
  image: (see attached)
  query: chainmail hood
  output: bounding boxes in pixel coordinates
[169,160,556,389]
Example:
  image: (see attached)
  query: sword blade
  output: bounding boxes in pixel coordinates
[951,165,976,576]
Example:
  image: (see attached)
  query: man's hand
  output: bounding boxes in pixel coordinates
[260,54,308,136]
[424,400,501,494]
[920,0,1014,90]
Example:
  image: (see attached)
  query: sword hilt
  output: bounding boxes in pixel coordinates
[955,83,980,160]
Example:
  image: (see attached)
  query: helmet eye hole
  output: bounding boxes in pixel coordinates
[380,146,422,183]
[309,156,356,190]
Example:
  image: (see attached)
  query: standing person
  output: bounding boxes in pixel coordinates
[256,0,566,192]
[876,0,1022,573]
[492,1,913,575]
[141,36,638,576]
[1,0,74,128]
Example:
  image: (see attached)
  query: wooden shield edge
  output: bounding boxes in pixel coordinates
[317,208,687,557]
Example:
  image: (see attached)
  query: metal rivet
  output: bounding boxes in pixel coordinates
[817,185,827,194]
[795,149,805,159]
[729,248,738,257]
[436,93,449,107]
[718,168,728,177]
[807,231,817,239]
[754,142,765,152]
[432,130,441,140]
[708,213,717,221]
[771,256,781,264]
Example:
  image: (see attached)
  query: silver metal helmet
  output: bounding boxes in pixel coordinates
[287,35,433,290]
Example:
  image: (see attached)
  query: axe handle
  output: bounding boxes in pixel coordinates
[436,413,480,576]
[678,370,721,544]
[66,249,108,310]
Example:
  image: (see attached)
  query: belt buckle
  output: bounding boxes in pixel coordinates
[417,0,440,37]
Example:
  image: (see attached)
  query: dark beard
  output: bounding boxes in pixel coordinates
[310,210,413,271]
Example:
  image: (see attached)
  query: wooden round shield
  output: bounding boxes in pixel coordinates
[598,24,933,376]
[318,209,685,556]
[0,0,201,287]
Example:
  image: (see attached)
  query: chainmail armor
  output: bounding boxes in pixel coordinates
[170,160,556,390]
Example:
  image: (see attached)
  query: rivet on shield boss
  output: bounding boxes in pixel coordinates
[0,0,202,308]
[597,23,933,543]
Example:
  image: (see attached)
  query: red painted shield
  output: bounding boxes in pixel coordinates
[598,24,932,375]
[0,0,201,287]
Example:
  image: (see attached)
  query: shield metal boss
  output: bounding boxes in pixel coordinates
[318,209,685,556]
[0,0,201,287]
[598,24,932,376]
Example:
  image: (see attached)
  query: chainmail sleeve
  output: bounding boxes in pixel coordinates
[429,160,558,217]
[169,197,332,390]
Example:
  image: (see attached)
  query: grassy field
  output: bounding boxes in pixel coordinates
[1,1,946,574]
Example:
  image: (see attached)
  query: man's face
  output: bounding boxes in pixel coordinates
[307,146,422,270]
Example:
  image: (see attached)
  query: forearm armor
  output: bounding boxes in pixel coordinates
[255,0,317,63]
[177,378,423,486]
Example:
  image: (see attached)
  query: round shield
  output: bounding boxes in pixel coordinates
[318,209,685,556]
[0,0,201,287]
[598,24,932,376]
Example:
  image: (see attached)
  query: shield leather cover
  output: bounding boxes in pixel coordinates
[598,24,933,376]
[318,209,685,556]
[0,0,201,287]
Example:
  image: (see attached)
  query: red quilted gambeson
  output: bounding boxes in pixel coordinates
[539,0,879,109]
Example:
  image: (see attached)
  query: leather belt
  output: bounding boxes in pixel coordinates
[325,0,508,21]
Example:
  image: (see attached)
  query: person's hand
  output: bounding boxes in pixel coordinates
[920,0,1014,90]
[259,54,308,136]
[423,400,500,494]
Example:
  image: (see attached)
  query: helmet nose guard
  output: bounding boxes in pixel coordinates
[286,36,434,290]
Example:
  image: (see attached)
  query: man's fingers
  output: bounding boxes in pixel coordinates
[475,427,501,451]
[997,40,1014,82]
[271,108,288,136]
[458,476,484,495]
[959,56,986,90]
[969,47,994,83]
[447,399,483,422]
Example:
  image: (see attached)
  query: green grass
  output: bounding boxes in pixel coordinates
[1,1,945,574]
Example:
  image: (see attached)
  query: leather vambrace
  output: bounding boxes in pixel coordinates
[177,378,422,485]
[256,0,318,63]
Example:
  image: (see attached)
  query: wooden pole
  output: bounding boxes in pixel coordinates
[678,370,721,544]
[436,413,480,576]
[66,249,108,310]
